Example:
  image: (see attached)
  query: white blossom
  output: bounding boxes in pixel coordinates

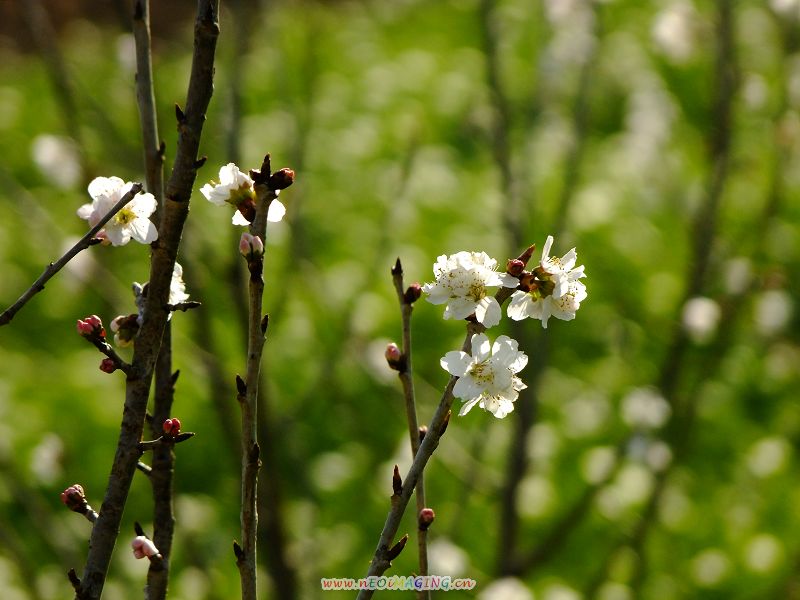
[423,251,518,328]
[507,235,587,328]
[77,176,158,246]
[201,162,286,225]
[440,333,528,418]
[169,262,190,306]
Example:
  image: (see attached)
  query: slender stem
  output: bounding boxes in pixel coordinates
[133,0,165,210]
[0,184,142,327]
[74,3,220,598]
[236,162,278,600]
[357,289,515,600]
[131,7,176,594]
[390,262,429,598]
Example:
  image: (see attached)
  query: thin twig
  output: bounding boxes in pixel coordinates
[74,3,221,598]
[132,3,178,593]
[356,288,516,600]
[0,184,143,327]
[390,260,429,598]
[235,156,280,600]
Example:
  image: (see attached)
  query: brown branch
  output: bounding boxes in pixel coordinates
[356,288,516,600]
[74,2,221,598]
[390,260,429,598]
[0,184,143,327]
[235,156,281,600]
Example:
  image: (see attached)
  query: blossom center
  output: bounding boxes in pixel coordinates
[469,360,495,386]
[466,280,486,302]
[115,207,136,226]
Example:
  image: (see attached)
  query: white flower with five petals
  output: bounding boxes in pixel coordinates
[200,163,286,225]
[507,235,587,328]
[422,251,518,328]
[77,177,158,246]
[440,333,528,418]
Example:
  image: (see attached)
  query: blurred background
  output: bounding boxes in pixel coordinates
[1,0,799,598]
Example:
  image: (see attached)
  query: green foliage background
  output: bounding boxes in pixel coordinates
[1,0,799,598]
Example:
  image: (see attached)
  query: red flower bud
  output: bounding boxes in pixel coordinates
[163,418,182,437]
[99,358,117,373]
[418,507,436,530]
[268,168,295,191]
[404,283,422,305]
[506,259,525,277]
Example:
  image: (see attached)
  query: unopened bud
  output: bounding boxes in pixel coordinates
[268,168,295,191]
[131,536,160,559]
[61,484,88,512]
[418,425,428,443]
[239,232,264,258]
[163,418,182,437]
[110,314,139,347]
[418,507,436,530]
[76,315,105,339]
[403,283,422,305]
[506,259,525,277]
[99,358,117,373]
[392,465,403,496]
[385,343,404,371]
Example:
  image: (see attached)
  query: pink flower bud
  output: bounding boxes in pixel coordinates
[99,358,117,373]
[418,507,436,530]
[131,535,159,559]
[61,484,87,512]
[385,343,403,371]
[77,315,105,339]
[163,418,181,437]
[239,232,264,258]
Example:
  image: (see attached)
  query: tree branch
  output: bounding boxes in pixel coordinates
[0,184,143,327]
[74,2,220,598]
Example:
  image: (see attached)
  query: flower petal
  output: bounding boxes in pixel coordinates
[267,200,286,222]
[458,396,482,416]
[232,210,250,226]
[475,297,501,328]
[440,351,471,376]
[470,333,491,361]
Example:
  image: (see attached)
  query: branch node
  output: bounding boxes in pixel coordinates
[236,374,247,397]
[175,103,186,125]
[233,540,245,562]
[194,156,207,170]
[260,314,269,334]
[387,534,409,561]
[392,465,402,497]
[67,568,81,592]
[391,257,402,277]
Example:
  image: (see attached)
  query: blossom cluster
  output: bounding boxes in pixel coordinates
[422,237,587,419]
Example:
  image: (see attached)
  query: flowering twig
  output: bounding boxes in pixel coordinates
[0,184,142,328]
[389,259,430,596]
[73,3,220,598]
[357,286,517,599]
[234,154,286,600]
